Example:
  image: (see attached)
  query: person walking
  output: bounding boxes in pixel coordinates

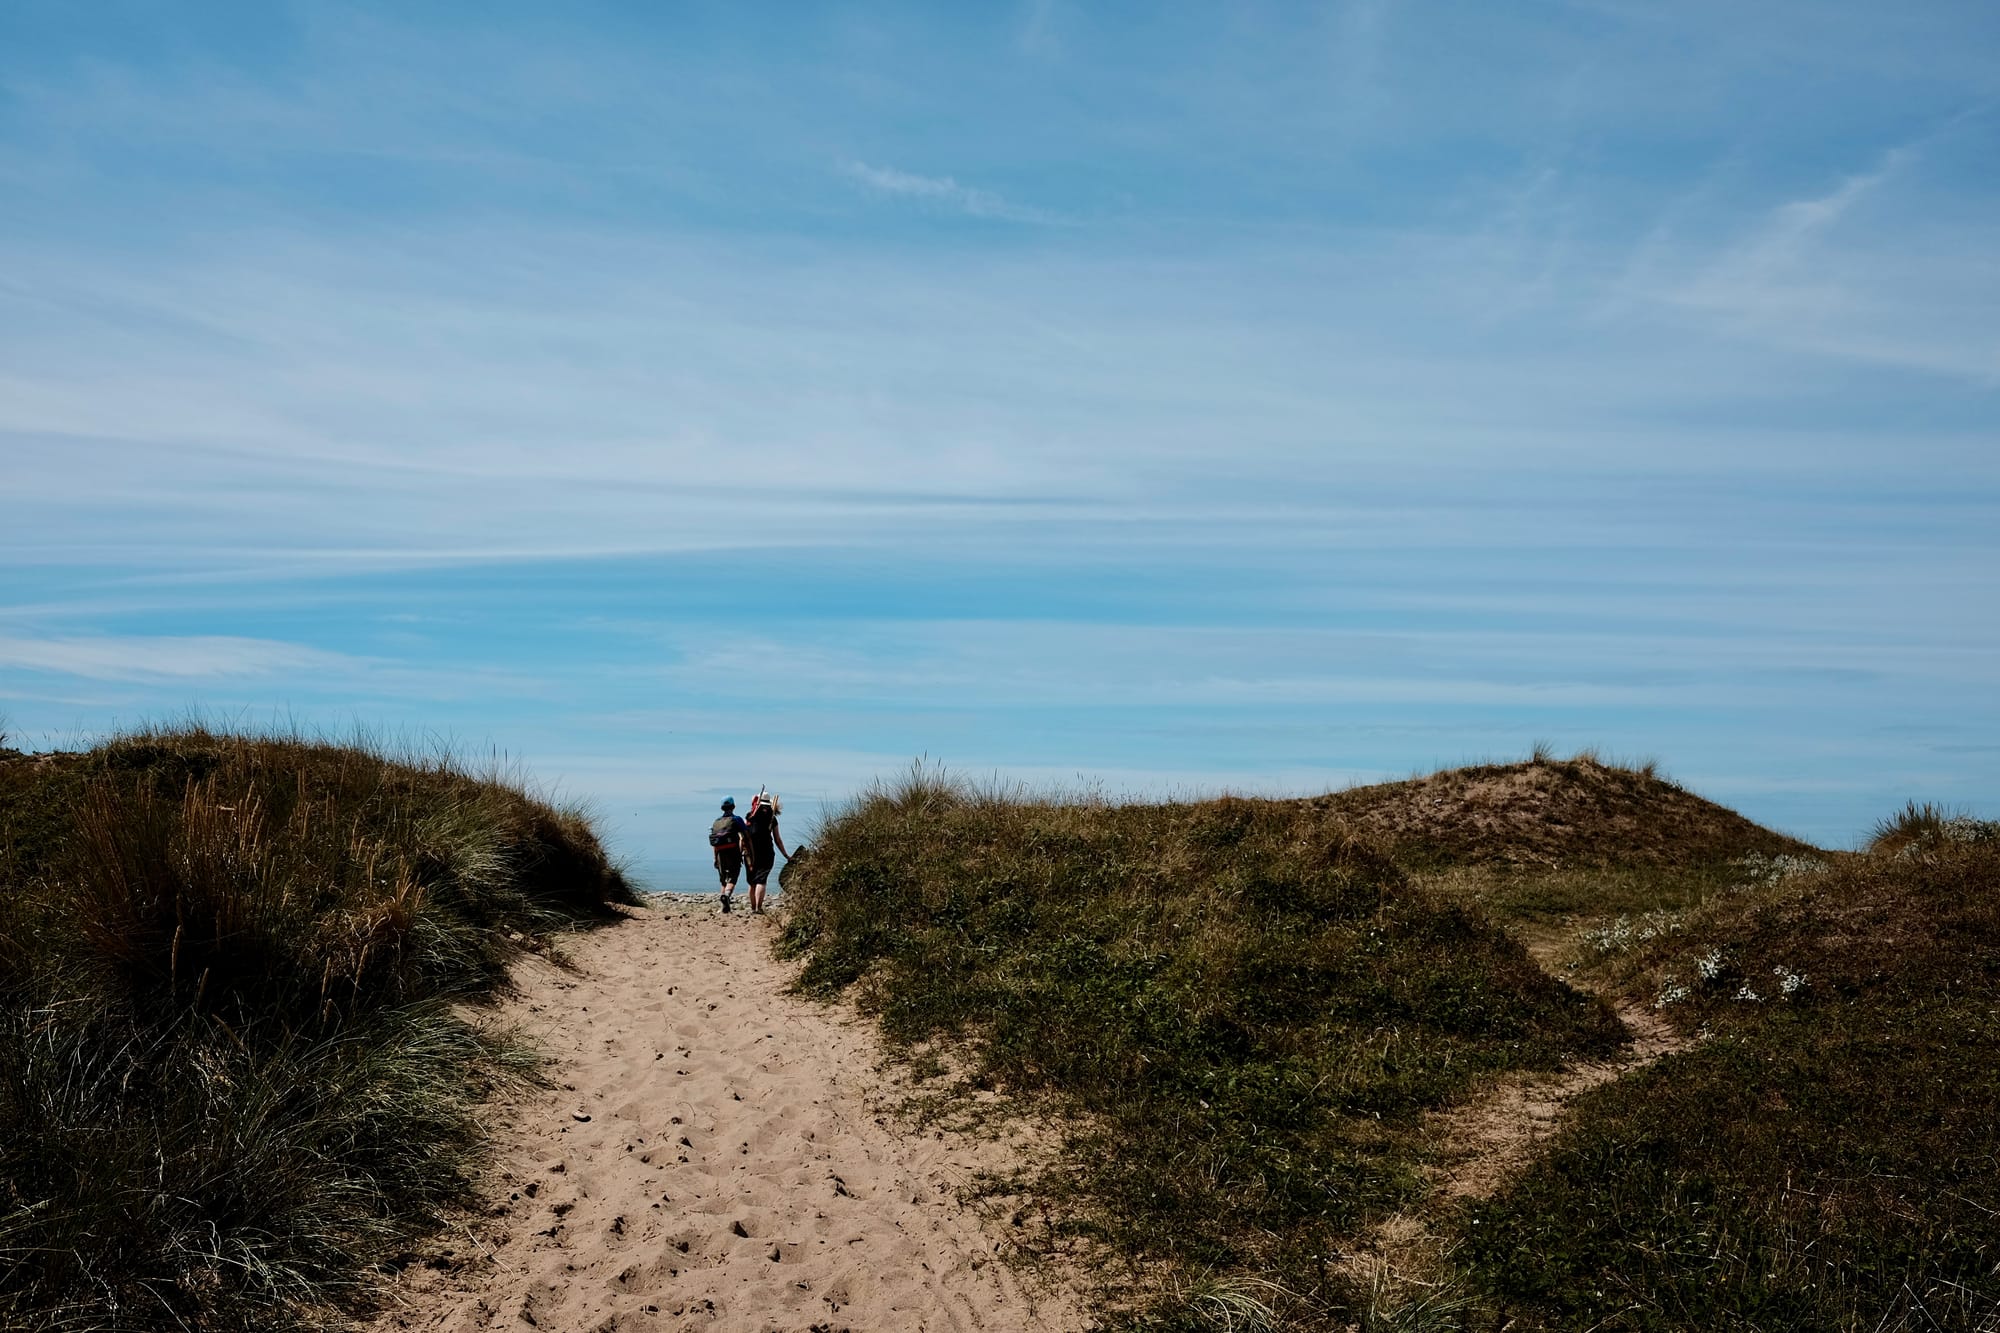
[743,789,789,915]
[708,797,746,913]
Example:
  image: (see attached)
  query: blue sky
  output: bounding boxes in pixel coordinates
[2,1,1996,877]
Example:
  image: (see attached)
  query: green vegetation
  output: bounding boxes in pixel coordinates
[1413,860,1748,932]
[1311,754,1818,960]
[9,726,1984,1331]
[780,753,1998,1330]
[0,727,637,1333]
[777,766,1628,1328]
[1463,832,2000,1331]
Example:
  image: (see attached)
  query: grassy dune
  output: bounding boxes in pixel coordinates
[776,765,1633,1328]
[1325,754,1820,946]
[1314,750,1811,872]
[781,757,1998,1331]
[1465,812,2000,1331]
[9,730,1989,1332]
[0,727,637,1333]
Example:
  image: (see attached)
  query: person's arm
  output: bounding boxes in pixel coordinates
[774,819,790,860]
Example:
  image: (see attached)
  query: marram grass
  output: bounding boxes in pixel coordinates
[0,726,636,1333]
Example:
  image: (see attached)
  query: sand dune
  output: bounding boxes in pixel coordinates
[370,898,1083,1333]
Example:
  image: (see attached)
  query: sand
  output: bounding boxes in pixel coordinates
[1424,997,1686,1201]
[370,898,1084,1333]
[1336,963,1692,1289]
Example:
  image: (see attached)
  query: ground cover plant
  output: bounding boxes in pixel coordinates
[0,726,637,1333]
[776,767,1629,1329]
[1460,823,2000,1331]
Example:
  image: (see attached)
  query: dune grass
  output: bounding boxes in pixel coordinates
[0,726,638,1333]
[1459,831,2000,1330]
[776,766,1626,1328]
[1870,800,2000,857]
[779,754,1997,1329]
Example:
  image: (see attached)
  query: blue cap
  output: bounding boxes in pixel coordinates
[721,797,735,810]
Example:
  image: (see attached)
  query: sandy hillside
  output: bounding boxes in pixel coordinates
[1314,757,1814,868]
[371,898,1084,1333]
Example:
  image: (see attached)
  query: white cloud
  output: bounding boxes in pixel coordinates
[1696,146,1910,301]
[1640,136,2000,381]
[1763,153,1905,248]
[0,634,349,682]
[840,159,1055,223]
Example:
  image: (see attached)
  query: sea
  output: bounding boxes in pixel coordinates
[623,857,784,900]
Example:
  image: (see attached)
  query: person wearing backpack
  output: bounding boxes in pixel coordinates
[743,789,789,915]
[708,797,747,913]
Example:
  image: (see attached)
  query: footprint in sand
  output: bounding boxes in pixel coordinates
[368,899,1082,1333]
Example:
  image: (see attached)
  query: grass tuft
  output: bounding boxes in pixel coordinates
[1356,1272,1475,1333]
[1170,1273,1288,1332]
[1870,800,2000,856]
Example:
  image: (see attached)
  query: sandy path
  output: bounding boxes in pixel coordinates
[1424,997,1687,1201]
[372,899,1083,1333]
[1338,947,1693,1289]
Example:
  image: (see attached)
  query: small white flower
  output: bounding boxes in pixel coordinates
[1654,978,1692,1009]
[1696,949,1725,981]
[1735,852,1830,886]
[1583,916,1636,955]
[1773,964,1807,996]
[1734,984,1761,1002]
[1941,817,2000,844]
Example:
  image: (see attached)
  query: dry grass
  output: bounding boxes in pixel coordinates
[0,726,637,1333]
[1870,801,2000,857]
[1315,752,1811,872]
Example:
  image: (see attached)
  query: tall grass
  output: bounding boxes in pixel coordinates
[778,767,1625,1329]
[0,726,637,1332]
[1871,800,2000,855]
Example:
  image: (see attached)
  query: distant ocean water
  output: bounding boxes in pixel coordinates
[624,857,784,899]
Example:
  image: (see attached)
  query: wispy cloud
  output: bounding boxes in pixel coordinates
[1640,133,2000,381]
[840,159,1057,223]
[0,634,349,682]
[0,1,1994,856]
[1735,146,1912,280]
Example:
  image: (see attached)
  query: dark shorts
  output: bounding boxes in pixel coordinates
[748,855,775,886]
[717,852,741,887]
